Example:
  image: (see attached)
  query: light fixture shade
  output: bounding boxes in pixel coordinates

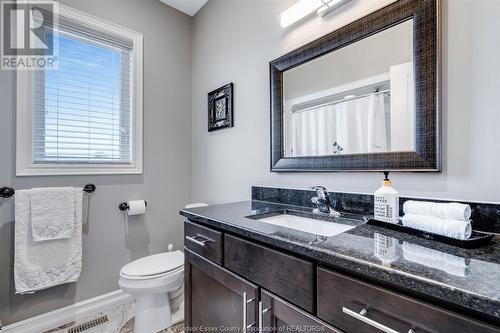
[317,0,353,17]
[280,0,324,28]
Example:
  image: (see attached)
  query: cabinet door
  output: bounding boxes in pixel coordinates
[185,248,259,333]
[260,290,342,333]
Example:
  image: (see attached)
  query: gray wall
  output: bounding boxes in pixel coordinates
[191,0,500,204]
[0,0,192,325]
[2,0,500,326]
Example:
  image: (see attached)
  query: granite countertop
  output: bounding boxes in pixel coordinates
[180,200,500,321]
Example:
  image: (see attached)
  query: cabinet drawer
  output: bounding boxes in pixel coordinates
[184,220,223,265]
[317,268,500,333]
[224,234,314,312]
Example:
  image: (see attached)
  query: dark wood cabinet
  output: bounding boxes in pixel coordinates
[184,220,500,333]
[224,234,314,312]
[260,290,341,333]
[185,220,223,264]
[317,268,500,333]
[185,249,259,333]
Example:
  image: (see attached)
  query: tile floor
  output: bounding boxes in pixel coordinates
[119,319,184,333]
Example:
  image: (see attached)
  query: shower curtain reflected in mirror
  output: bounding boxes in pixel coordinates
[289,94,390,157]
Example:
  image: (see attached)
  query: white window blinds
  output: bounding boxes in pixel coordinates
[32,13,134,164]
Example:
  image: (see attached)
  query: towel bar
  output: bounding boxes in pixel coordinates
[0,184,97,199]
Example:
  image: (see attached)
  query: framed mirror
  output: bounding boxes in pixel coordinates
[270,0,441,172]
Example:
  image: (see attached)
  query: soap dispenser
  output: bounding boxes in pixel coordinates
[374,171,399,224]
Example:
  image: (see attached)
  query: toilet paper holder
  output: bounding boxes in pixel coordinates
[119,201,148,212]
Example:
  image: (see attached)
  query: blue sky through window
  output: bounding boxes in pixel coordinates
[36,31,130,162]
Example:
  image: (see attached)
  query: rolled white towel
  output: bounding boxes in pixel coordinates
[402,242,469,277]
[403,201,471,221]
[185,203,209,209]
[401,214,472,240]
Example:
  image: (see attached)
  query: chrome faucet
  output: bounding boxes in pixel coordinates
[310,186,341,217]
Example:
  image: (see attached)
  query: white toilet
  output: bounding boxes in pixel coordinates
[119,251,184,333]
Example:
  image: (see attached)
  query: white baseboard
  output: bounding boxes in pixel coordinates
[1,290,133,333]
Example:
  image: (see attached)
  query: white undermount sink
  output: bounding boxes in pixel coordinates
[256,214,355,237]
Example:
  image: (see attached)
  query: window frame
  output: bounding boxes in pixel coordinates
[16,4,143,176]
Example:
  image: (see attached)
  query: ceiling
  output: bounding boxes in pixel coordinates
[160,0,208,16]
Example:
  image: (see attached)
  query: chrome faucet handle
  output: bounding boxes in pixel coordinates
[310,185,327,191]
[310,186,328,200]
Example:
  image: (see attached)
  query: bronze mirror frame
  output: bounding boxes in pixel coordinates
[270,0,441,172]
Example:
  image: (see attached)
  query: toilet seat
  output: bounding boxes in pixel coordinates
[120,265,184,280]
[120,251,184,280]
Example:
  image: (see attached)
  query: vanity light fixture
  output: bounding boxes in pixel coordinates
[280,0,353,28]
[317,0,353,17]
[280,0,324,28]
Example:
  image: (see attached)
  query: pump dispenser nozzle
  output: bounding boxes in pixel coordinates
[382,171,391,186]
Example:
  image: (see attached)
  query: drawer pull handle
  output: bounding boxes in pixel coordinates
[243,292,247,332]
[258,301,272,333]
[243,294,257,331]
[342,307,415,333]
[185,235,210,247]
[243,292,250,332]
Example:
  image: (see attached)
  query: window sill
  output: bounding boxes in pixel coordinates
[16,164,143,176]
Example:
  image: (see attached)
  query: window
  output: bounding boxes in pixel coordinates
[16,4,143,175]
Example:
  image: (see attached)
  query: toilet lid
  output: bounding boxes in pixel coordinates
[121,251,184,277]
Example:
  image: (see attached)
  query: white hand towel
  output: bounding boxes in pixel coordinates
[185,203,209,209]
[402,242,469,277]
[30,187,75,241]
[15,188,83,294]
[403,200,471,221]
[401,214,472,240]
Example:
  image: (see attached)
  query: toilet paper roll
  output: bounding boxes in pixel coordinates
[127,200,146,216]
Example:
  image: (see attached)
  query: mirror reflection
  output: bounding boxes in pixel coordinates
[283,19,415,157]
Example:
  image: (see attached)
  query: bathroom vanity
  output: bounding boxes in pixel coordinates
[179,2,499,330]
[180,190,500,333]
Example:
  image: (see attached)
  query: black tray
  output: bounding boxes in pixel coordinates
[367,219,495,249]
